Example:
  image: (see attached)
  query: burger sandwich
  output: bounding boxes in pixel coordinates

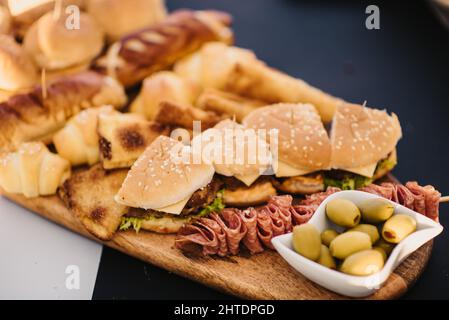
[243,102,402,194]
[192,119,277,207]
[115,135,223,233]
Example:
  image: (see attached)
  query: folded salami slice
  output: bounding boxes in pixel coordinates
[176,182,441,257]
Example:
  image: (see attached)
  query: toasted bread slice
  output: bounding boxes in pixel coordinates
[59,164,128,240]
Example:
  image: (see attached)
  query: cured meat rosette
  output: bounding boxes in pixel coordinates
[175,182,441,256]
[175,188,341,256]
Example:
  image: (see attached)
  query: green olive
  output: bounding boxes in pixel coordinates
[349,224,380,244]
[376,238,395,256]
[321,229,339,247]
[373,246,387,262]
[292,224,321,261]
[329,231,372,259]
[317,245,337,269]
[340,249,384,276]
[359,198,394,223]
[382,214,417,244]
[326,199,361,228]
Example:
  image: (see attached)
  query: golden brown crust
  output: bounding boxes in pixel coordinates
[130,71,200,120]
[196,88,266,122]
[154,101,224,130]
[59,164,128,241]
[273,173,325,195]
[223,179,277,207]
[225,61,344,123]
[0,71,126,151]
[140,215,189,234]
[94,9,233,87]
[97,113,170,169]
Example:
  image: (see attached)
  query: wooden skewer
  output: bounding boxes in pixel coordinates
[41,69,47,100]
[53,0,63,21]
[439,196,449,203]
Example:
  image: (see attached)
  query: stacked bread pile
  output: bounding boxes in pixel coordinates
[0,1,403,243]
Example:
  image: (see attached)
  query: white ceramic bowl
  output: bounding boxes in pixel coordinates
[271,190,443,298]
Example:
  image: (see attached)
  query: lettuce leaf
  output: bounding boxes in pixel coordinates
[196,189,225,218]
[119,217,142,233]
[118,190,226,233]
[375,157,397,174]
[324,175,372,190]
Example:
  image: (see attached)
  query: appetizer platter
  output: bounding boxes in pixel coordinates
[0,0,445,299]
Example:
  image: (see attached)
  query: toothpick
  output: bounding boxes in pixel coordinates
[362,100,367,107]
[41,69,47,100]
[53,0,62,21]
[159,143,164,158]
[232,114,236,123]
[439,196,449,203]
[290,109,295,125]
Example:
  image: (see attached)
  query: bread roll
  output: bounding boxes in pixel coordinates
[243,103,332,174]
[0,35,38,92]
[0,71,127,151]
[53,105,116,166]
[0,142,70,197]
[7,0,85,38]
[130,71,199,120]
[24,10,104,70]
[98,112,170,169]
[223,178,277,206]
[115,136,215,210]
[174,42,256,90]
[59,163,128,240]
[94,9,233,87]
[175,43,344,123]
[87,0,166,42]
[330,103,402,169]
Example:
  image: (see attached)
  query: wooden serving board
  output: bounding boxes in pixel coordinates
[1,190,433,300]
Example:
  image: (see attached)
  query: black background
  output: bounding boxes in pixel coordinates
[93,0,449,299]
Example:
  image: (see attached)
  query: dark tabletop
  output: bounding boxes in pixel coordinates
[92,0,449,300]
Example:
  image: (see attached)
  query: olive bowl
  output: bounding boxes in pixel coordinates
[271,190,443,298]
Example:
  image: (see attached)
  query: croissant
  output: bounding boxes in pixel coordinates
[53,105,117,166]
[0,142,71,198]
[174,42,344,123]
[130,71,200,120]
[94,10,233,87]
[0,71,127,151]
[98,112,169,169]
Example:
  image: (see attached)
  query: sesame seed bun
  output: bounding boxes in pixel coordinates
[24,11,104,70]
[115,136,215,210]
[0,35,38,91]
[194,119,272,182]
[243,103,332,171]
[330,103,402,169]
[140,215,189,234]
